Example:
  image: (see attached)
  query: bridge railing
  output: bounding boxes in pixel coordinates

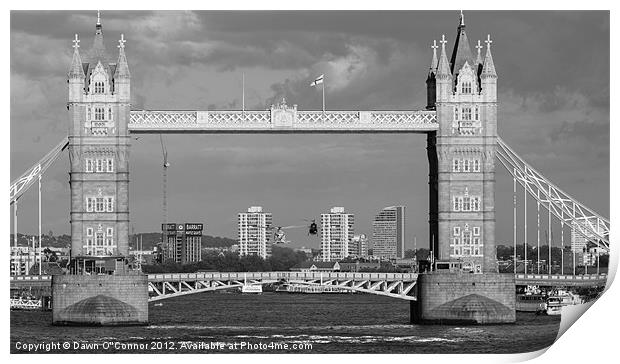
[146,271,419,282]
[515,273,607,281]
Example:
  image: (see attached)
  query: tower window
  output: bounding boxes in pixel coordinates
[94,81,105,94]
[453,159,460,172]
[86,198,94,212]
[462,107,472,121]
[95,107,105,121]
[463,159,471,172]
[461,81,472,94]
[474,106,480,120]
[473,159,481,172]
[108,108,113,121]
[106,158,114,172]
[96,197,105,212]
[85,159,93,173]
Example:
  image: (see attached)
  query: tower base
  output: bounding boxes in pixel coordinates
[411,272,515,325]
[52,273,148,326]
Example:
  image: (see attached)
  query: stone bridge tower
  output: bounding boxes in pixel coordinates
[427,14,498,273]
[67,14,131,272]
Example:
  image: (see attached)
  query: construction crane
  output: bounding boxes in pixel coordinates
[160,135,170,253]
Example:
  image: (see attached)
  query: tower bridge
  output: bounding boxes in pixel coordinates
[9,12,610,326]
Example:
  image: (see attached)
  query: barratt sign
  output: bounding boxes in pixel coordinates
[185,223,203,231]
[161,223,204,232]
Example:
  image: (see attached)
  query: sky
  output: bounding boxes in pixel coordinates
[9,10,609,251]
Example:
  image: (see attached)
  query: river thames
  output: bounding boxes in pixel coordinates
[11,292,560,354]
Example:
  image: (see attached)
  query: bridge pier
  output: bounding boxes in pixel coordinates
[52,273,148,326]
[411,272,516,325]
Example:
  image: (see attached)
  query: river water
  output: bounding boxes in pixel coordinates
[11,292,559,354]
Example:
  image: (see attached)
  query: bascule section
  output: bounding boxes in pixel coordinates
[67,16,131,274]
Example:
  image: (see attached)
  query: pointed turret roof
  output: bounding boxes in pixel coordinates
[474,39,483,67]
[481,34,497,78]
[436,35,451,79]
[449,11,475,75]
[68,34,85,79]
[83,11,114,65]
[114,34,130,79]
[428,39,439,75]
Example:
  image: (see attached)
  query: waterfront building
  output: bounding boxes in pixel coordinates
[161,223,203,264]
[290,261,341,272]
[10,247,37,276]
[571,218,606,254]
[372,206,406,259]
[350,234,369,257]
[320,207,354,262]
[238,206,273,259]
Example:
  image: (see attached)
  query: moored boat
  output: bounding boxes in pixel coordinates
[240,284,263,294]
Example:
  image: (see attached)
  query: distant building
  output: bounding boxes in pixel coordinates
[571,218,605,254]
[10,247,36,276]
[338,261,381,272]
[238,206,273,259]
[320,207,354,262]
[290,261,341,272]
[161,223,203,264]
[372,206,406,259]
[350,234,369,257]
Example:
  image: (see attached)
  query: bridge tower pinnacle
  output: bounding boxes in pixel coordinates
[67,13,131,272]
[428,13,498,273]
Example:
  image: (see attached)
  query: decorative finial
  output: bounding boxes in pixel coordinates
[485,34,493,49]
[431,39,438,51]
[97,10,101,25]
[72,34,80,49]
[460,10,464,26]
[118,34,126,49]
[475,39,482,56]
[440,34,447,49]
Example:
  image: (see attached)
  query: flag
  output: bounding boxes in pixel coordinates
[310,74,324,87]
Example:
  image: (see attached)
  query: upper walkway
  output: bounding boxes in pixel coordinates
[128,109,438,133]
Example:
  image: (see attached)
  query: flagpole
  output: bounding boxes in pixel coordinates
[242,72,245,114]
[322,79,325,114]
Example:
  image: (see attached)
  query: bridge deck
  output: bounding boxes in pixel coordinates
[128,110,438,133]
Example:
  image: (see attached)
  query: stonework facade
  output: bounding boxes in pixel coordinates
[67,20,131,259]
[427,16,498,273]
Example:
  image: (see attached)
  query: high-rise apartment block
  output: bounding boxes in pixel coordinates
[161,223,203,264]
[320,207,354,262]
[372,206,406,259]
[238,206,273,259]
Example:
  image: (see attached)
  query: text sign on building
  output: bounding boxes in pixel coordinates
[162,223,177,231]
[185,223,203,231]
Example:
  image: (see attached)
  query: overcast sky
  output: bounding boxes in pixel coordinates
[9,10,609,250]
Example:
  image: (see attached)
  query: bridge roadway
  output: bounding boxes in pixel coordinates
[10,272,608,302]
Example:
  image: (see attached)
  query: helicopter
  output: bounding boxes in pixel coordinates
[252,219,319,245]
